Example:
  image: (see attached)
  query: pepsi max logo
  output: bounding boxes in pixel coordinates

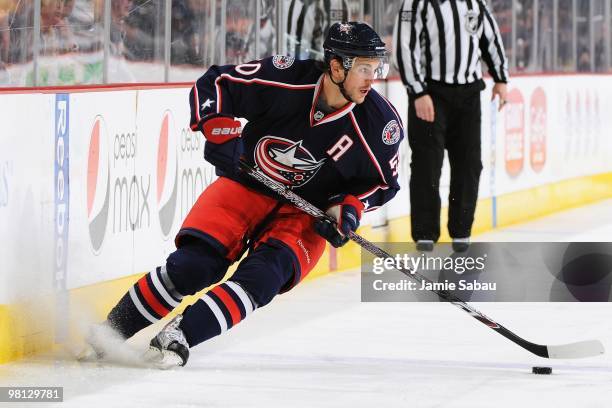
[87,115,152,253]
[382,120,401,145]
[87,116,110,253]
[254,136,324,187]
[157,111,215,239]
[157,111,178,238]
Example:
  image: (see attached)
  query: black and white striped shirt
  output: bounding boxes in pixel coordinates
[393,0,508,97]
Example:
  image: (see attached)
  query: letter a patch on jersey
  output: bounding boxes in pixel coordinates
[327,135,354,161]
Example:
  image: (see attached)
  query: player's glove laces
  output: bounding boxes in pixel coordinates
[314,194,364,248]
[201,114,244,174]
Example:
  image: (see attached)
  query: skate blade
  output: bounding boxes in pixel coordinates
[143,346,185,369]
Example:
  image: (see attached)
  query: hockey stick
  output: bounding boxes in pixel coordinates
[239,160,605,359]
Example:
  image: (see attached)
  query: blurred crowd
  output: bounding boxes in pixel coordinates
[0,0,172,62]
[0,0,355,62]
[490,0,610,73]
[0,0,611,86]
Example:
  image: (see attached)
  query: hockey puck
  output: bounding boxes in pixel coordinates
[532,366,552,375]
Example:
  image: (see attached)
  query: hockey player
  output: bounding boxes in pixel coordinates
[87,22,404,368]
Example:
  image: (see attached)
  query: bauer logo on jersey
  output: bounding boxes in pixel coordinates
[272,55,295,70]
[382,120,401,145]
[255,136,325,187]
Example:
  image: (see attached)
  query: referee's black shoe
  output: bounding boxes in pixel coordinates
[416,240,434,252]
[452,238,470,253]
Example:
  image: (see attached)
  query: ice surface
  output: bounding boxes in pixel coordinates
[1,200,611,408]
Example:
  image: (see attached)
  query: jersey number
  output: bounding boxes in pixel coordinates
[235,63,262,76]
[389,151,400,177]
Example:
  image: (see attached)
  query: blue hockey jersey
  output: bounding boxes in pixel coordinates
[189,55,404,212]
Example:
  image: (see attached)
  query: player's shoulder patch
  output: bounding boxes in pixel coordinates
[272,55,295,70]
[381,120,401,145]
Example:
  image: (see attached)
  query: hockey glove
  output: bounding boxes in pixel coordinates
[201,114,243,174]
[314,194,364,248]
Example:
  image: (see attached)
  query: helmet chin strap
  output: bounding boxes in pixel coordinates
[329,69,356,104]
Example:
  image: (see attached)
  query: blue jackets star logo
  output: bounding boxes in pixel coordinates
[254,137,325,187]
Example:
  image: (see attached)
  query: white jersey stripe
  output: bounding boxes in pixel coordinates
[443,2,457,83]
[309,75,355,126]
[381,95,404,127]
[349,112,387,185]
[213,73,316,115]
[364,205,381,213]
[220,74,317,90]
[193,82,201,122]
[358,184,389,201]
[214,76,222,113]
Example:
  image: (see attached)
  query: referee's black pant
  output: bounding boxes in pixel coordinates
[407,80,484,242]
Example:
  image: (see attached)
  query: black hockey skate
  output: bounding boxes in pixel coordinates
[145,314,190,369]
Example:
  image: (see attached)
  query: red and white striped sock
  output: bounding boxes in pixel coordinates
[107,266,183,338]
[178,281,256,347]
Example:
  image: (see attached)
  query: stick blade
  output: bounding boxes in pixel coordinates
[547,340,605,359]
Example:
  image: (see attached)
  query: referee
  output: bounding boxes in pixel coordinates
[393,0,508,252]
